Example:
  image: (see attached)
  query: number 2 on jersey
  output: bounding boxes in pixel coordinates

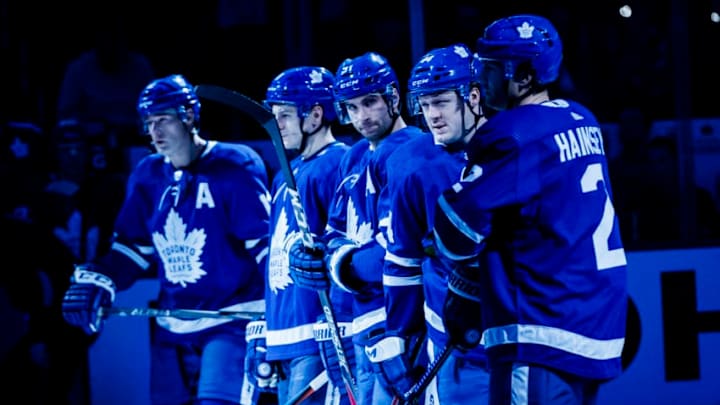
[581,163,627,271]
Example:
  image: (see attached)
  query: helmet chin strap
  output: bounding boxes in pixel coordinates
[382,114,399,139]
[298,116,324,155]
[379,94,401,139]
[460,98,485,142]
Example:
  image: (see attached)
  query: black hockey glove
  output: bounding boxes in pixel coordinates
[443,265,484,351]
[364,328,427,398]
[288,238,331,291]
[244,318,278,393]
[62,264,116,335]
[314,316,356,393]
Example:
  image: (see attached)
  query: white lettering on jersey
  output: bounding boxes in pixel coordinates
[554,126,605,163]
[196,182,215,208]
[153,208,208,287]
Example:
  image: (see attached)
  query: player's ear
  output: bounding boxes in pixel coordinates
[311,105,323,121]
[390,86,401,112]
[183,109,195,125]
[469,86,482,108]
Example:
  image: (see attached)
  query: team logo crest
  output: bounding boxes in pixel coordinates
[309,69,324,84]
[346,199,373,244]
[154,208,207,287]
[517,22,534,39]
[268,206,298,293]
[454,45,469,58]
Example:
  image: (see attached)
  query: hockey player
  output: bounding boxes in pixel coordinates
[288,52,424,405]
[432,15,628,405]
[378,43,490,403]
[255,65,352,405]
[61,74,271,405]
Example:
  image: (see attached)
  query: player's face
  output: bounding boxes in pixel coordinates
[477,59,511,111]
[418,90,465,145]
[144,112,192,157]
[272,104,303,150]
[342,93,393,143]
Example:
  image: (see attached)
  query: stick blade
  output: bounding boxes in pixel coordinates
[194,84,274,124]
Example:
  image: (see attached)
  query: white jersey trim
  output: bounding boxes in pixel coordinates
[383,273,422,287]
[352,307,386,336]
[483,323,624,360]
[384,250,422,267]
[424,303,445,334]
[112,242,151,270]
[267,323,315,346]
[437,194,485,243]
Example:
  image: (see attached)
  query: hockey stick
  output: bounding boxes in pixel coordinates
[391,342,455,405]
[284,370,329,405]
[100,306,263,320]
[195,84,359,404]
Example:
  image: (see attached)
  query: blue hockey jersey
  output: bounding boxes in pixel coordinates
[433,99,627,380]
[384,132,487,364]
[325,126,424,342]
[97,141,270,341]
[265,141,353,360]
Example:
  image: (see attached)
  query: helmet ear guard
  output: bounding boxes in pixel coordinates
[389,86,402,115]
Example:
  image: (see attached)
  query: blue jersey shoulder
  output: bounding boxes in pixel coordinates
[206,141,269,182]
[468,99,600,165]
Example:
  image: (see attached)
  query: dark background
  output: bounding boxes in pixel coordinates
[1,2,719,404]
[3,0,719,135]
[2,0,720,260]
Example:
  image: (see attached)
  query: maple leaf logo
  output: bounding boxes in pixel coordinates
[454,45,469,58]
[309,69,324,84]
[268,206,297,293]
[346,199,373,244]
[153,208,207,287]
[517,22,534,39]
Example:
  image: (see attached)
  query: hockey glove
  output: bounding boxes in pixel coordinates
[314,316,356,392]
[327,238,384,297]
[364,328,426,398]
[244,318,278,393]
[61,264,116,335]
[288,239,331,291]
[443,264,483,351]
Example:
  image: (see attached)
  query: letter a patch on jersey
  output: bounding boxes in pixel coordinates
[196,182,216,208]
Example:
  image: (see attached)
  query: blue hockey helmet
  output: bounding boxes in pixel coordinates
[265,66,337,122]
[137,74,201,125]
[333,52,398,124]
[407,43,474,116]
[475,14,563,85]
